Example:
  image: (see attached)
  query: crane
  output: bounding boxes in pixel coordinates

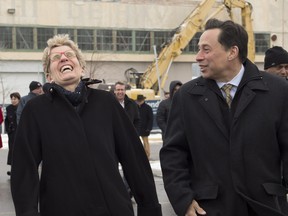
[126,0,255,100]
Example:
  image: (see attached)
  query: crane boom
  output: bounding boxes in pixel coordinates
[139,0,255,94]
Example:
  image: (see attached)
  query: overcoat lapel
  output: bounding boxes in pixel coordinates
[188,79,230,141]
[233,61,269,122]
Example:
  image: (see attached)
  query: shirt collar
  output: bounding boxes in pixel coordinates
[217,64,244,88]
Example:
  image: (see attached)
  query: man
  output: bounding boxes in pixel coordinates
[135,94,153,159]
[156,80,182,139]
[114,81,140,131]
[16,81,43,123]
[264,46,288,79]
[160,18,288,216]
[114,81,141,198]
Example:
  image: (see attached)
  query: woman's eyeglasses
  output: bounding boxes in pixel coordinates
[49,50,76,62]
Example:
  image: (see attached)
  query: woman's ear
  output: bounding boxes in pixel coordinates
[81,69,86,76]
[46,74,54,83]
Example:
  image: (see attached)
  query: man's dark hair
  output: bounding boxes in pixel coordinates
[114,81,125,87]
[205,18,248,63]
[114,81,131,90]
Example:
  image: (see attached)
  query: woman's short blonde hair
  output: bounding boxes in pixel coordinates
[42,34,86,77]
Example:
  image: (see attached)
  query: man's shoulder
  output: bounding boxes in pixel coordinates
[260,71,288,86]
[144,102,153,109]
[88,88,114,99]
[125,96,137,106]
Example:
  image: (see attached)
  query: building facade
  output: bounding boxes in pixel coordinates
[0,0,287,104]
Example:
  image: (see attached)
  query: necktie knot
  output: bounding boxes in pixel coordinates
[221,84,233,108]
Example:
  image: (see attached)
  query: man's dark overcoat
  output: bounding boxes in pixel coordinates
[11,84,162,216]
[137,102,153,137]
[160,60,288,216]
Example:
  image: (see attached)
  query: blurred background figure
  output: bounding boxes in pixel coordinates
[114,81,140,131]
[16,81,43,124]
[156,80,182,140]
[164,91,170,99]
[0,107,3,149]
[114,81,141,198]
[135,94,153,159]
[264,46,288,79]
[4,92,21,176]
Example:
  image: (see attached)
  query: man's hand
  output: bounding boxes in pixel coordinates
[185,200,206,216]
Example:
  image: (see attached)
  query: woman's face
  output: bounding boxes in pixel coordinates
[11,96,20,106]
[48,45,84,91]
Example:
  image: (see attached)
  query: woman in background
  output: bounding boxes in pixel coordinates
[5,92,21,175]
[0,107,3,149]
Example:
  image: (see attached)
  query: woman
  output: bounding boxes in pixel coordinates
[4,92,21,175]
[0,107,3,149]
[11,34,162,216]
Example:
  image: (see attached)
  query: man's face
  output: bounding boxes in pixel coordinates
[196,29,233,82]
[32,87,44,95]
[114,84,126,102]
[266,64,288,78]
[173,85,181,94]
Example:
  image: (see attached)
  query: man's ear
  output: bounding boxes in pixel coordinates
[228,46,239,61]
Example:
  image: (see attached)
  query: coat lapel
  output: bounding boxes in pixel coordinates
[233,60,269,120]
[188,78,230,140]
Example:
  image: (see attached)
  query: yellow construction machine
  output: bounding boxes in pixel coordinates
[126,0,255,100]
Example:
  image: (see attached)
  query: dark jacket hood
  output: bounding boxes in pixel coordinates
[169,80,183,98]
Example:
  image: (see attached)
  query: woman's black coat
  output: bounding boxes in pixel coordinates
[11,84,162,216]
[4,104,18,165]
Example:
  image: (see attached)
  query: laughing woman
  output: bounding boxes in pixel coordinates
[10,34,162,216]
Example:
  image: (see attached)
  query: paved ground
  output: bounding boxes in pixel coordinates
[0,134,176,216]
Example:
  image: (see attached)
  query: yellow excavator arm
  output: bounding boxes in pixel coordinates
[139,0,255,94]
[224,0,255,62]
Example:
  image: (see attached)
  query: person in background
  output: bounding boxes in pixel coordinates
[135,94,153,159]
[156,80,182,140]
[160,18,288,216]
[113,81,141,198]
[4,92,21,176]
[164,91,170,99]
[0,107,3,149]
[16,81,43,124]
[114,81,140,131]
[11,34,162,216]
[264,46,288,79]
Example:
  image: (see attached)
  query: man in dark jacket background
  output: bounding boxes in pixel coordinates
[135,94,153,159]
[114,81,141,198]
[16,81,43,124]
[156,80,182,140]
[114,81,140,131]
[264,46,288,79]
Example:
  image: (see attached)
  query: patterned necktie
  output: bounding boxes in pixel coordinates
[221,84,233,108]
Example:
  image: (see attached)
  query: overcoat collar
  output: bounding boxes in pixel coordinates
[43,82,91,114]
[186,59,269,140]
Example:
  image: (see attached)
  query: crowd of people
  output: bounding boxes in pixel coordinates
[0,17,288,216]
